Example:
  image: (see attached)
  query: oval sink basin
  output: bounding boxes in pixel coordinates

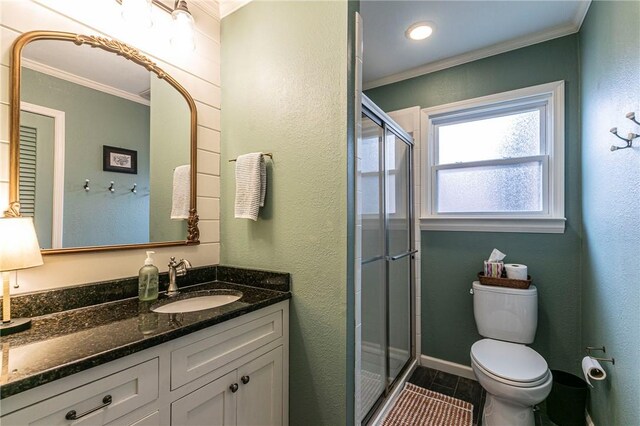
[152,291,242,314]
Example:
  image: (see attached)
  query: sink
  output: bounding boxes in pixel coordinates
[152,290,243,314]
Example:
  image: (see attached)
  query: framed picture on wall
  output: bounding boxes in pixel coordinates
[103,145,137,174]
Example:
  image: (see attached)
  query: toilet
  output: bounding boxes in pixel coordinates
[470,281,552,426]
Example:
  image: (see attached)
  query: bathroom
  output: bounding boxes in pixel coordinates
[0,0,638,425]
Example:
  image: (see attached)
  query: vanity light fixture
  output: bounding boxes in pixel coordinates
[0,203,44,336]
[121,0,153,28]
[171,0,196,51]
[117,0,196,50]
[405,22,434,41]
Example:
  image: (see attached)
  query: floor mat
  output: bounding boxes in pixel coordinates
[383,382,473,426]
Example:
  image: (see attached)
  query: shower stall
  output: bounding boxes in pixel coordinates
[358,95,416,424]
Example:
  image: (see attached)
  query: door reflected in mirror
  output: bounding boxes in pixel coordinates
[13,34,196,251]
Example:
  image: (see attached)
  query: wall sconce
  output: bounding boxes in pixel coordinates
[171,0,196,51]
[118,0,196,51]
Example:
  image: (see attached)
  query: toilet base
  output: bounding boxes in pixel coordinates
[482,394,535,426]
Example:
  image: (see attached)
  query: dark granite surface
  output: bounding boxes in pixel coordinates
[0,266,291,399]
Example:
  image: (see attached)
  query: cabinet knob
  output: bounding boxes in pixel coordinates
[229,383,239,393]
[241,375,250,384]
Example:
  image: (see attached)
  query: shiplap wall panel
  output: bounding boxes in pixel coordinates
[0,0,221,292]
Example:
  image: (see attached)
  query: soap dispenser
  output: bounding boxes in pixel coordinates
[139,251,159,301]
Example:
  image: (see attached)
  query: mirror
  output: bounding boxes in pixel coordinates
[9,31,199,253]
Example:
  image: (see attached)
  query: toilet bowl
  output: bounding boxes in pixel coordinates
[471,339,552,426]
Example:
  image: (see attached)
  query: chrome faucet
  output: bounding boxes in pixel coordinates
[167,257,192,297]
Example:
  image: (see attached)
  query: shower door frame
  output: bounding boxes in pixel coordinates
[360,95,416,425]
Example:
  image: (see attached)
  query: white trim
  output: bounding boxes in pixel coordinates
[420,354,477,381]
[219,0,253,18]
[22,58,151,106]
[420,81,565,233]
[370,359,418,426]
[586,410,595,426]
[20,102,65,249]
[363,3,592,91]
[420,217,566,233]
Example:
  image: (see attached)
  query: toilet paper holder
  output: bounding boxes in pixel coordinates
[586,346,615,365]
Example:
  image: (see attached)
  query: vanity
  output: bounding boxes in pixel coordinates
[0,267,290,426]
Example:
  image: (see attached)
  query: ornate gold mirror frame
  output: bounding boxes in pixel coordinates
[9,31,200,254]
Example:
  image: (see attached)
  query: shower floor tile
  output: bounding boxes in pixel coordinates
[408,366,486,426]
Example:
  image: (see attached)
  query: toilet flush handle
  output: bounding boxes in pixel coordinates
[469,288,474,295]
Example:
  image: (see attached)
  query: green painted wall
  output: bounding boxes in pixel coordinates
[579,1,640,424]
[221,1,350,424]
[20,111,54,249]
[21,68,150,247]
[366,35,583,374]
[149,77,189,242]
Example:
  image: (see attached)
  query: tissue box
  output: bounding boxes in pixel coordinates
[483,261,504,278]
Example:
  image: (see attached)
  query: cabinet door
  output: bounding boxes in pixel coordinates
[171,371,237,426]
[236,347,283,426]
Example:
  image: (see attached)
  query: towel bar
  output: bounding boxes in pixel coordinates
[229,153,273,162]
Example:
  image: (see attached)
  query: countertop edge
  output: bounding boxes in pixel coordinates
[0,292,291,399]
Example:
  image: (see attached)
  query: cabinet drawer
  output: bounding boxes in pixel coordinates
[2,358,159,426]
[171,310,282,390]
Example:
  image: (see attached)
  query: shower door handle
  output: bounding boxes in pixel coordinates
[387,250,418,261]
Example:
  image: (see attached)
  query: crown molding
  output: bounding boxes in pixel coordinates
[219,0,252,18]
[22,58,151,106]
[364,1,592,91]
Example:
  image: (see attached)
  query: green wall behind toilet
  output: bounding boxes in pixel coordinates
[21,68,150,247]
[221,1,351,424]
[365,35,583,375]
[579,1,640,424]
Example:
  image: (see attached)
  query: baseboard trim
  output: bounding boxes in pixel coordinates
[420,354,477,381]
[586,410,595,426]
[370,359,418,425]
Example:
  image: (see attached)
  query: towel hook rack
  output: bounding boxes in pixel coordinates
[229,153,273,162]
[108,181,115,193]
[84,179,90,192]
[131,183,137,194]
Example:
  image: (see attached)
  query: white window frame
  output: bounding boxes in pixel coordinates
[420,81,565,233]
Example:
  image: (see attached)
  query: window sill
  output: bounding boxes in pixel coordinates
[419,217,566,233]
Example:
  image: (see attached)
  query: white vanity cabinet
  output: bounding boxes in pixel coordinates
[0,301,289,426]
[171,347,283,426]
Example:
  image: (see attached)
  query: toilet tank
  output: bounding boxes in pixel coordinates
[472,281,538,344]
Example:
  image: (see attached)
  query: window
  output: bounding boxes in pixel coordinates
[420,81,565,233]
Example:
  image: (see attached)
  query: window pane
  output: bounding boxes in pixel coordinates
[438,109,541,164]
[437,161,543,213]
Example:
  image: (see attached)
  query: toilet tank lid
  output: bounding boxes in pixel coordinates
[471,339,548,383]
[472,281,537,295]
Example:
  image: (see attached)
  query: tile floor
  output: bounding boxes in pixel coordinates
[407,366,486,426]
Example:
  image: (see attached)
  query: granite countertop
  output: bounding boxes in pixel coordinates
[0,267,291,399]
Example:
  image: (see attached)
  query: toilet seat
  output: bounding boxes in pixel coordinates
[471,339,550,388]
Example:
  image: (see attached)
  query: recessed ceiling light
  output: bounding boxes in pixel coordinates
[405,22,434,41]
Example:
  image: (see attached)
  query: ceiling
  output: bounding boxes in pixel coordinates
[361,0,590,89]
[22,40,151,101]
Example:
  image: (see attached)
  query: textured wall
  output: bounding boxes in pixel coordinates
[220,2,350,424]
[21,68,151,247]
[365,35,583,374]
[579,1,640,424]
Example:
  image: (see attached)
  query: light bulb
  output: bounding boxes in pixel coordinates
[171,8,196,51]
[405,22,434,41]
[121,0,153,28]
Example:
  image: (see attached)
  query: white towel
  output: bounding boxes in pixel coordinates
[234,153,266,221]
[171,165,191,219]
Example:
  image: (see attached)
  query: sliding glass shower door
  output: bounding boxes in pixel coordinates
[359,96,414,424]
